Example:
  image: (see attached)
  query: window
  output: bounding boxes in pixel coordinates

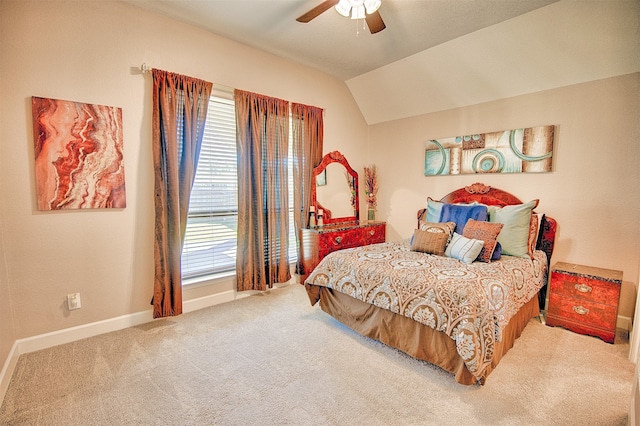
[181,93,297,280]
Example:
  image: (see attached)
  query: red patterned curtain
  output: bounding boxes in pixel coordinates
[234,90,291,291]
[151,69,212,318]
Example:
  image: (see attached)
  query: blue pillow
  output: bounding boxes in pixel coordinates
[491,242,502,261]
[439,203,488,234]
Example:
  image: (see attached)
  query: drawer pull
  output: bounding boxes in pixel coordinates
[369,230,375,236]
[335,236,342,244]
[575,284,592,293]
[572,305,589,315]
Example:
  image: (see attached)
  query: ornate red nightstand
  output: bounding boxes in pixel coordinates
[546,262,622,343]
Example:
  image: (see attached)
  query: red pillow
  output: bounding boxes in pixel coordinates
[462,219,504,263]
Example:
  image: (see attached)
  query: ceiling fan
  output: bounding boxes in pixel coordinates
[296,0,386,34]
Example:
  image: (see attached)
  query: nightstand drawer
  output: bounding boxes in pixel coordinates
[318,225,385,253]
[362,225,384,241]
[319,230,359,251]
[547,294,617,329]
[550,272,620,305]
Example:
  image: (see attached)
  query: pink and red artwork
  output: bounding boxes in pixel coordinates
[32,97,126,210]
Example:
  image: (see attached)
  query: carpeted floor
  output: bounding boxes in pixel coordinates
[0,283,634,425]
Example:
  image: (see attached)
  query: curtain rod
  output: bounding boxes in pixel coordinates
[140,63,235,92]
[139,63,324,112]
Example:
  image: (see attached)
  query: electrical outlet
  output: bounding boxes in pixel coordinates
[67,293,81,310]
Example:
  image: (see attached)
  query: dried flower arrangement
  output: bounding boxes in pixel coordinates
[363,165,378,209]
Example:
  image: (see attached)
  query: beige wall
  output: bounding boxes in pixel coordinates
[0,0,368,350]
[0,212,16,376]
[369,72,640,319]
[0,9,17,370]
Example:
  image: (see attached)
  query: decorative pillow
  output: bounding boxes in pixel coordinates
[527,213,541,257]
[535,214,547,248]
[491,242,502,261]
[418,220,456,234]
[488,199,539,258]
[462,219,504,263]
[425,197,443,223]
[439,203,488,234]
[411,221,455,255]
[424,197,479,226]
[411,229,449,256]
[445,232,485,264]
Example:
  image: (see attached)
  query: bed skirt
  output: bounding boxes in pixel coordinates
[305,283,540,385]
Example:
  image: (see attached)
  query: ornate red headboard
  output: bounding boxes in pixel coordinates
[439,182,524,206]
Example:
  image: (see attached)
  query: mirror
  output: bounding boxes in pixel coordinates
[312,151,359,224]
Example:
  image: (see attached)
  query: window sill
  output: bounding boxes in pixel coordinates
[182,263,299,289]
[182,270,235,288]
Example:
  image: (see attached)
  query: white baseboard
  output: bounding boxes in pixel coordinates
[0,286,250,405]
[618,315,633,333]
[0,341,19,407]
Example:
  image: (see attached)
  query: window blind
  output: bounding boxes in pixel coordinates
[182,94,297,280]
[182,96,238,278]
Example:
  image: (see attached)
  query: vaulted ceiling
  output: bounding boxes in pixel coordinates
[122,0,557,80]
[122,0,640,124]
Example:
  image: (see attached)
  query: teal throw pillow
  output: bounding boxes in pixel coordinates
[488,199,539,258]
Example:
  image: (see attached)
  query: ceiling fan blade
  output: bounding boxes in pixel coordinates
[365,10,386,34]
[296,0,339,23]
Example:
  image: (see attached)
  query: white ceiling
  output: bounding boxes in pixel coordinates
[122,0,640,124]
[122,0,558,81]
[349,0,640,123]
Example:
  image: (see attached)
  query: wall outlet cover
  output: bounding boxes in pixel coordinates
[67,293,81,310]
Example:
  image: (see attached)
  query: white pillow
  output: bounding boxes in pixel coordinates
[445,232,484,264]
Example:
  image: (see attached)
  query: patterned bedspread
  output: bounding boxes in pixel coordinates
[305,239,547,380]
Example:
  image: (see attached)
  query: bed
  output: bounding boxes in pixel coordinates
[303,183,557,385]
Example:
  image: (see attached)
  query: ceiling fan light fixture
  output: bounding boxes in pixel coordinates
[351,5,365,20]
[299,0,386,34]
[335,0,351,17]
[336,0,379,20]
[364,0,381,14]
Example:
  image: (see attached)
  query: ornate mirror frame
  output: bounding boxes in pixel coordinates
[312,150,359,224]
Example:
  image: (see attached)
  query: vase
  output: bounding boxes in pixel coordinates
[367,208,375,221]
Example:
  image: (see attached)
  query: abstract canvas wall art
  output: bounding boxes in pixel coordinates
[32,97,126,210]
[424,125,554,176]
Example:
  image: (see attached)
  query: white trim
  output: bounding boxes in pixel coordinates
[182,270,235,288]
[0,341,20,405]
[619,315,633,334]
[630,289,640,362]
[17,310,154,354]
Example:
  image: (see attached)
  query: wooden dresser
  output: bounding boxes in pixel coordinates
[546,262,622,343]
[299,221,386,283]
